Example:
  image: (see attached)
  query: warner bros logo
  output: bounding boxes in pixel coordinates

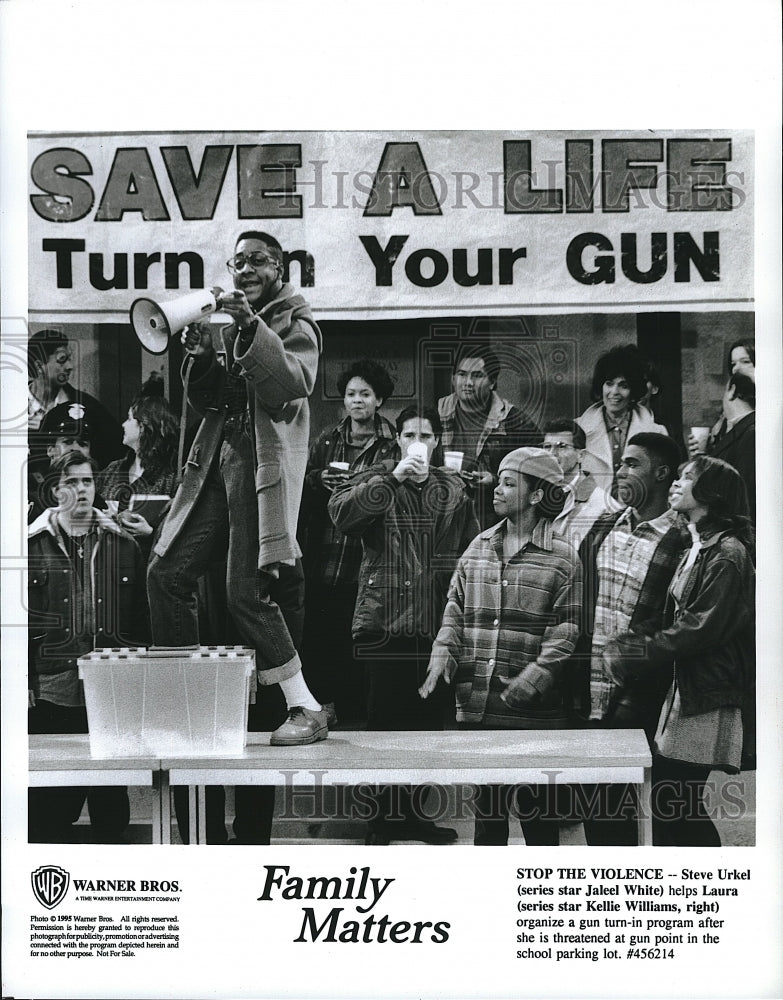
[31,865,71,909]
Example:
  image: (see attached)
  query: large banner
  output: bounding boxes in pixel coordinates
[28,130,753,320]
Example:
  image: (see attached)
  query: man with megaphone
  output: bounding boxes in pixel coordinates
[146,231,327,840]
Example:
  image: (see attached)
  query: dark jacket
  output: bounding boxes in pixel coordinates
[298,413,398,585]
[710,411,755,520]
[28,508,148,694]
[614,530,755,718]
[328,462,480,640]
[566,508,687,723]
[154,283,321,568]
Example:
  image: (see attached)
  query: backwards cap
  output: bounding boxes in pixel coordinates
[498,447,564,485]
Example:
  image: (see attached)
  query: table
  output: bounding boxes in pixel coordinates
[28,734,170,845]
[165,729,653,846]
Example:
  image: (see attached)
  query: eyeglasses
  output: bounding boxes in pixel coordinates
[226,252,279,274]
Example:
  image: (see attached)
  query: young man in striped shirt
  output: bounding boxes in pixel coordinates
[576,431,686,845]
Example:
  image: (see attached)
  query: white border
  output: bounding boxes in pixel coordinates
[2,2,781,998]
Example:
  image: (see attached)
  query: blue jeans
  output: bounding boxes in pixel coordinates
[147,425,299,679]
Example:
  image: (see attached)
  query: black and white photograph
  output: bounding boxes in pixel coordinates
[2,3,781,999]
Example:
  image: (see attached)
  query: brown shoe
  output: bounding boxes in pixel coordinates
[270,706,329,746]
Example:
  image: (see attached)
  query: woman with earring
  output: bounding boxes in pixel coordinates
[603,456,755,846]
[576,344,669,494]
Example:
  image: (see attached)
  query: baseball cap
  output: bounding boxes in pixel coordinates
[498,447,565,485]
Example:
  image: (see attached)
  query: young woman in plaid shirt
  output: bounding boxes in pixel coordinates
[421,447,582,845]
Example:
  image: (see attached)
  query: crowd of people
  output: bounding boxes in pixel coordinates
[27,232,756,848]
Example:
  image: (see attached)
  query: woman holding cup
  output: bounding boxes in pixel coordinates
[688,338,755,457]
[299,360,397,725]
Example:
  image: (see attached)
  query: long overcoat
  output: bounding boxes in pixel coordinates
[154,283,321,568]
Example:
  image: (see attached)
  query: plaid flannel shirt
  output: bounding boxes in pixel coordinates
[431,518,582,727]
[96,457,178,511]
[589,507,687,719]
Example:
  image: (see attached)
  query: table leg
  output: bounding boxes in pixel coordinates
[152,770,171,845]
[185,785,197,846]
[150,773,161,845]
[638,768,653,846]
[197,787,207,845]
[162,770,172,845]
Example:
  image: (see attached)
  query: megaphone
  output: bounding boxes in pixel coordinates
[130,286,225,354]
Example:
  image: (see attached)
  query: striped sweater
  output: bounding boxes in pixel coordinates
[431,518,582,727]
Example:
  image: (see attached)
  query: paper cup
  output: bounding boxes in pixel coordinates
[690,426,710,452]
[444,450,464,472]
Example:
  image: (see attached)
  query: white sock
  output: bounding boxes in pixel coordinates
[279,671,321,712]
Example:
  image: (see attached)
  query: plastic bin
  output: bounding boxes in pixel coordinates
[78,646,255,758]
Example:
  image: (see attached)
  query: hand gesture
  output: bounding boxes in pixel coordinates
[181,321,213,356]
[501,663,556,708]
[392,453,427,482]
[320,468,351,492]
[419,648,456,699]
[472,469,495,488]
[218,290,256,330]
[459,466,494,489]
[118,510,154,538]
[686,431,708,457]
